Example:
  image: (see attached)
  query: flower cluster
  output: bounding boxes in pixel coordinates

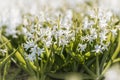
[77,8,119,54]
[22,7,120,61]
[0,0,120,80]
[23,9,75,61]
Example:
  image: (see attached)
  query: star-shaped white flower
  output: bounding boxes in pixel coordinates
[92,44,103,53]
[78,43,87,52]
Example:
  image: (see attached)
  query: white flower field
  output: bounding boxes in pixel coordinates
[0,0,120,80]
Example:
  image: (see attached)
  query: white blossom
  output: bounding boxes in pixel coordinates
[99,19,107,28]
[78,43,87,52]
[27,53,36,62]
[83,17,94,30]
[99,32,107,41]
[24,40,35,50]
[101,43,110,51]
[30,45,44,56]
[92,44,103,53]
[90,28,98,39]
[111,29,117,36]
[0,49,7,55]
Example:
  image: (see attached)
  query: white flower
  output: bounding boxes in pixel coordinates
[101,43,110,51]
[23,18,29,26]
[86,35,94,43]
[99,19,107,28]
[99,32,107,41]
[88,9,96,18]
[90,28,98,39]
[37,48,44,56]
[90,28,96,35]
[54,27,74,46]
[81,36,86,41]
[81,35,94,43]
[83,17,94,30]
[30,45,38,54]
[106,11,113,21]
[5,28,18,38]
[27,53,36,62]
[25,44,44,61]
[0,49,7,55]
[30,45,44,56]
[78,43,87,52]
[22,27,27,34]
[24,40,35,50]
[43,39,52,47]
[111,29,117,36]
[92,44,103,53]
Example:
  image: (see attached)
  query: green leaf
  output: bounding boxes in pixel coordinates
[0,49,17,67]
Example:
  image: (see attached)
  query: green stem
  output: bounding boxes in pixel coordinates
[96,54,100,80]
[87,58,96,67]
[96,54,100,79]
[100,44,112,73]
[71,52,97,78]
[0,49,18,67]
[113,58,120,63]
[100,53,108,72]
[2,61,10,80]
[82,64,96,78]
[0,67,2,80]
[36,54,40,80]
